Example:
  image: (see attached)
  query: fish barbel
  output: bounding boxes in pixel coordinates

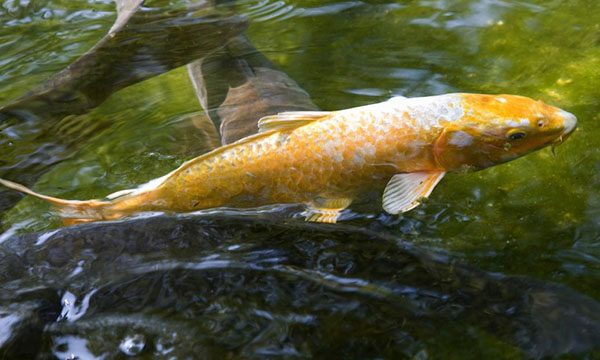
[0,93,577,225]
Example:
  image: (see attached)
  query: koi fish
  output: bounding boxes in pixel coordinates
[0,93,576,225]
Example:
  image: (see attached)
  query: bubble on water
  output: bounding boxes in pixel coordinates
[155,333,177,356]
[0,219,34,245]
[52,336,100,360]
[119,334,146,356]
[35,229,60,245]
[58,289,97,322]
[0,313,20,345]
[413,349,429,360]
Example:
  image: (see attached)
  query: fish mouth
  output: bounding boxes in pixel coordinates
[560,109,577,135]
[549,110,577,154]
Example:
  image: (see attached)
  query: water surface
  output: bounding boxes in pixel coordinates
[1,0,599,358]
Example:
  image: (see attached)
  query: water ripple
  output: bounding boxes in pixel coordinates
[243,0,366,23]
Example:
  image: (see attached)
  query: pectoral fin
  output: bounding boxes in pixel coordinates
[304,197,353,223]
[382,171,446,214]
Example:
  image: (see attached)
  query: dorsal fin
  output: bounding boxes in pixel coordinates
[257,111,331,132]
[104,188,137,200]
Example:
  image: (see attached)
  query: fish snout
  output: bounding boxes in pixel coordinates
[560,110,577,135]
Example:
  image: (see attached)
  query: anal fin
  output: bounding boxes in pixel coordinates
[304,197,352,223]
[382,171,445,214]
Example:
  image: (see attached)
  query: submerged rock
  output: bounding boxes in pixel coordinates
[1,214,598,358]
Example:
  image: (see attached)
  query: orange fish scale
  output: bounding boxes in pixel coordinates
[145,105,441,214]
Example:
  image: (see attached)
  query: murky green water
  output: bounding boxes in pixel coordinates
[1,0,599,358]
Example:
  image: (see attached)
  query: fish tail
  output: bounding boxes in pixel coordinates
[0,178,110,225]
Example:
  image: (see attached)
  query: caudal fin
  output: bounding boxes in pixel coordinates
[0,178,110,225]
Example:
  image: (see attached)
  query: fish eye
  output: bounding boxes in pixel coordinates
[507,131,526,141]
[537,119,545,128]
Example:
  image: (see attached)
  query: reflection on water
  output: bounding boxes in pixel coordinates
[0,1,246,218]
[1,0,600,358]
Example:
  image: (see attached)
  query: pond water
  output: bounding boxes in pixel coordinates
[0,0,599,358]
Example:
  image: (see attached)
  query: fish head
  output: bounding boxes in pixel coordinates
[433,94,577,172]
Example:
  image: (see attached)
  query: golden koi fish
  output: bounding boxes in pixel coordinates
[0,93,576,225]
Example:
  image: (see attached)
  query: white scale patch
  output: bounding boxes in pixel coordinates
[317,122,346,163]
[352,152,364,165]
[505,118,530,127]
[388,94,465,130]
[448,130,473,147]
[306,94,468,169]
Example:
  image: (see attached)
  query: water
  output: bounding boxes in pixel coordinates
[1,0,599,358]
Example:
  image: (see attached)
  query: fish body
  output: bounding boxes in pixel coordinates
[0,93,577,224]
